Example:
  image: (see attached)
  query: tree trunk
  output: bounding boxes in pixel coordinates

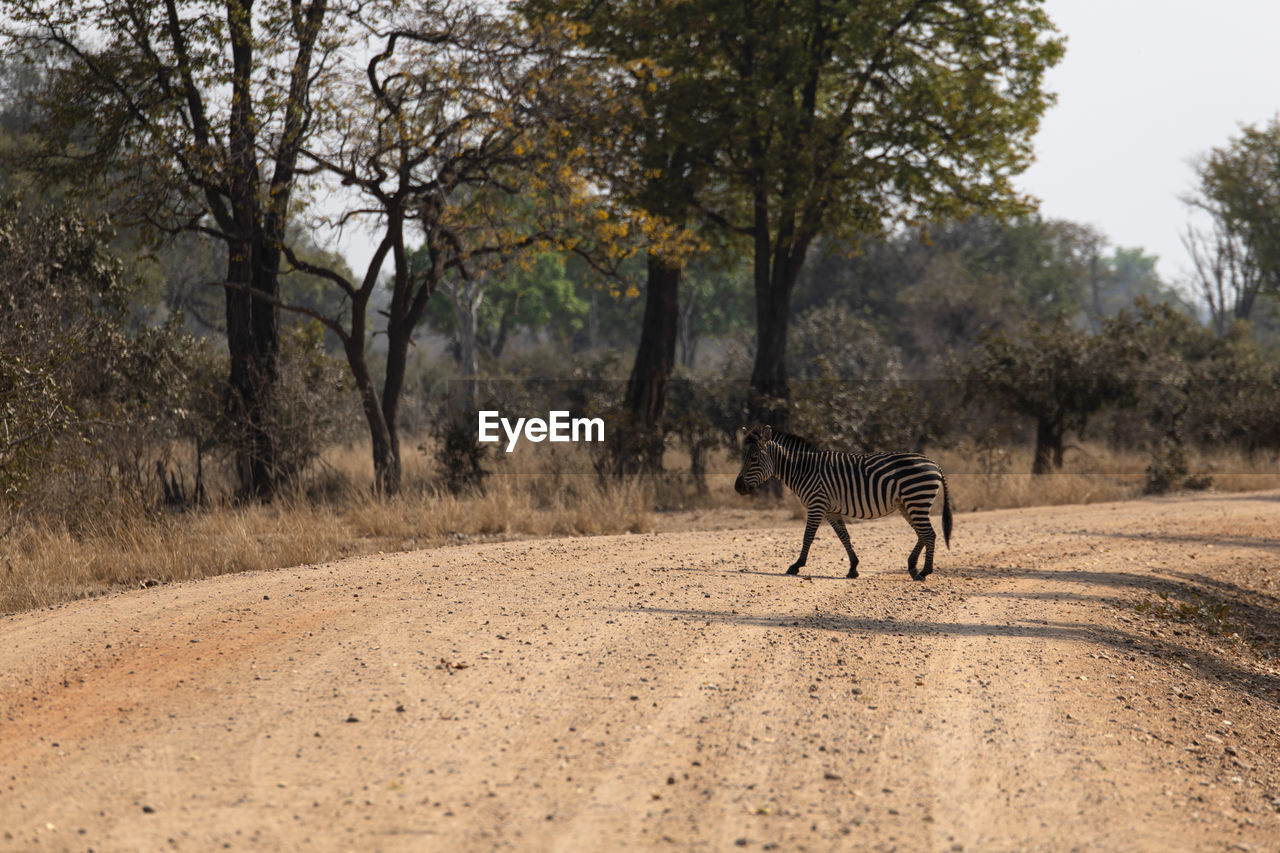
[450,277,484,413]
[677,287,698,369]
[747,215,810,428]
[378,330,407,497]
[224,238,280,500]
[371,211,424,498]
[1032,417,1064,475]
[347,340,398,497]
[615,254,682,475]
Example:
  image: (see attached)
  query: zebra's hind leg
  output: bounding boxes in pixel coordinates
[828,517,859,578]
[787,508,824,575]
[906,540,924,580]
[906,528,937,581]
[902,507,937,581]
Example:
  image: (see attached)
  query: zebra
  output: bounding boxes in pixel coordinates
[733,425,953,580]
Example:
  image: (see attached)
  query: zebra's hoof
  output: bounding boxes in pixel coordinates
[846,570,858,579]
[785,565,802,575]
[912,573,928,582]
[907,567,920,581]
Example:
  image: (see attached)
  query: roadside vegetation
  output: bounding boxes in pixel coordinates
[5,436,1280,614]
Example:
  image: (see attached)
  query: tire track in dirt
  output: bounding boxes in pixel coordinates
[2,496,1279,851]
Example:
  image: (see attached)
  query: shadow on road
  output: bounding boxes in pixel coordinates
[632,562,1280,707]
[1081,528,1280,554]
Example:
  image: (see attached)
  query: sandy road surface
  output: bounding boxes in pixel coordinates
[3,493,1280,852]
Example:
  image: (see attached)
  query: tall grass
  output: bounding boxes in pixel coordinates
[1,442,651,614]
[3,437,1278,614]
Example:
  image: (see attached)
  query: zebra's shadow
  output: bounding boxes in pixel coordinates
[620,600,1280,706]
[650,565,857,580]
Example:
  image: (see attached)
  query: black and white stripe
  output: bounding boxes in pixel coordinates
[734,425,953,580]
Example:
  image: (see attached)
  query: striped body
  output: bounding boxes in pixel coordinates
[786,449,943,521]
[734,426,952,580]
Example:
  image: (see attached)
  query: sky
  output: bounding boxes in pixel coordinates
[1016,0,1280,289]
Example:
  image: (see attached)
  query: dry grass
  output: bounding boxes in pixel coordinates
[1,441,651,614]
[932,442,1280,512]
[4,436,1279,615]
[931,442,1148,512]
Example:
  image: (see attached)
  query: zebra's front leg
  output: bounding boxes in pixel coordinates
[828,517,859,579]
[786,509,824,575]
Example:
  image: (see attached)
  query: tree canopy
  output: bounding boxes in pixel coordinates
[533,0,1064,416]
[1185,118,1280,333]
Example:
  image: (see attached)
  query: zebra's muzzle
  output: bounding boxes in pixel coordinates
[734,475,753,495]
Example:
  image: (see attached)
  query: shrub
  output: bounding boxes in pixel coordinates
[789,305,934,452]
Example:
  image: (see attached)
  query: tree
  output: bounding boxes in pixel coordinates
[424,250,589,364]
[1184,118,1280,332]
[527,0,1062,461]
[793,216,1162,368]
[1095,247,1191,320]
[893,216,1090,354]
[677,255,752,369]
[0,198,117,504]
[1108,301,1280,490]
[638,0,1065,421]
[283,6,647,494]
[1184,218,1265,337]
[962,320,1133,475]
[5,0,340,500]
[518,1,712,473]
[789,304,931,452]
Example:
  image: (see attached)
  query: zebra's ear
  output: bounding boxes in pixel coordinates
[761,425,773,442]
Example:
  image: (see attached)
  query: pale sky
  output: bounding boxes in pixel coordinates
[1016,0,1280,290]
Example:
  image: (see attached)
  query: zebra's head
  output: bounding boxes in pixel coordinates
[734,425,777,494]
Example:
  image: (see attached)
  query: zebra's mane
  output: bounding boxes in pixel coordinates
[744,426,821,453]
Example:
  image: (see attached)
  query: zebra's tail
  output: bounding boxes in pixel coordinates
[941,473,953,549]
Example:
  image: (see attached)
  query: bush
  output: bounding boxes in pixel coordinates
[1114,301,1280,489]
[0,199,359,525]
[0,196,149,518]
[788,305,934,451]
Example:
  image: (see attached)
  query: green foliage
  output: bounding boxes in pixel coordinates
[929,216,1090,320]
[4,0,349,498]
[1,197,126,505]
[0,194,355,519]
[424,251,590,359]
[795,216,1193,367]
[555,0,1064,235]
[677,256,752,367]
[532,0,1065,409]
[268,322,359,482]
[6,1,1279,509]
[1107,247,1179,307]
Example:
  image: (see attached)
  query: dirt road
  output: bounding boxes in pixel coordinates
[3,493,1279,851]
